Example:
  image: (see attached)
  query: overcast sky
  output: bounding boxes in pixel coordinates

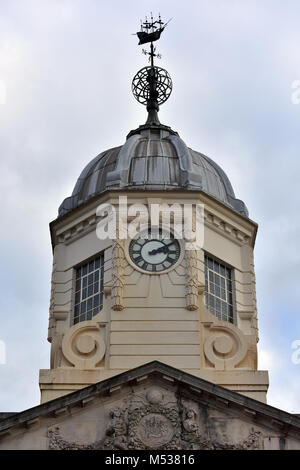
[0,0,300,413]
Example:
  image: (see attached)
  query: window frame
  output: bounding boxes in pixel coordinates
[204,252,237,325]
[71,251,105,326]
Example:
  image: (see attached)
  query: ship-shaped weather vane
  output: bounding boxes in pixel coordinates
[131,14,173,127]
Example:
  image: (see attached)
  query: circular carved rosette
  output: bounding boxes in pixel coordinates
[204,325,247,369]
[62,321,106,368]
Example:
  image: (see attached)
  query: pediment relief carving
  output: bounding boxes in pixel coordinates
[47,384,263,450]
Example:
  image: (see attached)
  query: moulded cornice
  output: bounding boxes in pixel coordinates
[50,189,257,249]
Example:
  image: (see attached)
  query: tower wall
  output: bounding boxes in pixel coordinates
[40,191,268,403]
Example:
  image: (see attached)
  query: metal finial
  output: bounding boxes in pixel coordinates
[132,14,172,126]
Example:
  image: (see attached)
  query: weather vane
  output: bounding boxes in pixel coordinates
[131,14,173,126]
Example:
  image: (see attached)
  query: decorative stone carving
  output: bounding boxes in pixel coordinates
[203,323,248,370]
[105,407,128,449]
[127,398,181,449]
[111,238,125,311]
[61,321,106,368]
[185,250,202,311]
[137,413,174,448]
[48,426,103,450]
[47,387,263,450]
[182,408,199,434]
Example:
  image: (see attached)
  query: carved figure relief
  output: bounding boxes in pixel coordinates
[105,407,128,449]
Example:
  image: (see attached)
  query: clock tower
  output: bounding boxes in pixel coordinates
[39,16,269,404]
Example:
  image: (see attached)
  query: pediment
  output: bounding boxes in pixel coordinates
[1,362,300,450]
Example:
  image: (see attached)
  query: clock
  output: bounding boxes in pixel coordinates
[128,228,181,273]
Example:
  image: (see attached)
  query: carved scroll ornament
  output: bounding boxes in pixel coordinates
[203,323,248,370]
[61,321,106,368]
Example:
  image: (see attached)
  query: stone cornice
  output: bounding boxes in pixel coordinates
[50,190,257,249]
[204,210,253,247]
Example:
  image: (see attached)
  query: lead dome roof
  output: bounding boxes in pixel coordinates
[58,126,248,218]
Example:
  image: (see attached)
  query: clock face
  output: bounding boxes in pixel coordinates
[129,228,181,273]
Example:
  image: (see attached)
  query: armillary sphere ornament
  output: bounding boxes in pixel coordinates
[130,13,173,127]
[132,66,172,106]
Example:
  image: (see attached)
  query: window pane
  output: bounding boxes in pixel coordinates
[94,295,99,307]
[82,264,88,276]
[87,311,92,321]
[76,267,81,279]
[87,298,93,310]
[215,263,220,273]
[88,260,94,273]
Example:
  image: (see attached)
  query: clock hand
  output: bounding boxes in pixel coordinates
[148,242,175,255]
[148,246,165,255]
